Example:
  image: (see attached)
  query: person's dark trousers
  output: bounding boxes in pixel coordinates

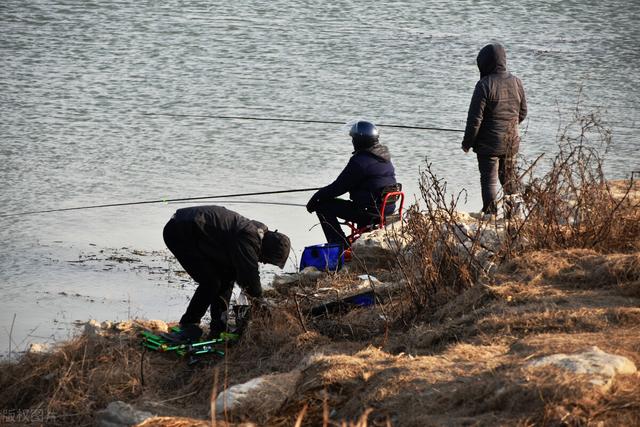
[477,154,519,214]
[163,218,233,331]
[179,280,233,333]
[315,199,386,248]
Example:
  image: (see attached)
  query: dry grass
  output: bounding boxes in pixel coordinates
[213,245,639,426]
[137,417,213,427]
[0,329,216,425]
[3,247,639,426]
[221,304,328,385]
[0,310,324,426]
[498,249,640,291]
[264,331,640,427]
[0,335,135,423]
[507,110,640,255]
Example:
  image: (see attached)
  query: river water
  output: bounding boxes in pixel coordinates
[1,0,638,353]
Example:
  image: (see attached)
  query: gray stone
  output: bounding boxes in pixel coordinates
[101,321,114,330]
[351,211,511,273]
[136,319,168,333]
[528,346,637,392]
[450,220,504,251]
[94,401,154,427]
[357,274,381,288]
[433,211,513,275]
[272,267,324,293]
[215,376,265,414]
[84,319,103,336]
[84,319,169,337]
[351,220,409,269]
[27,343,50,354]
[215,370,301,418]
[114,321,134,332]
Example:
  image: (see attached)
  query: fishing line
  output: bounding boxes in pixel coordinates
[168,200,306,207]
[142,112,465,133]
[0,187,320,218]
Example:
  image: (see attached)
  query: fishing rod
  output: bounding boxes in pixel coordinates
[0,187,320,218]
[142,112,465,133]
[168,200,306,207]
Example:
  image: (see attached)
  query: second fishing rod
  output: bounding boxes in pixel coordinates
[0,187,320,218]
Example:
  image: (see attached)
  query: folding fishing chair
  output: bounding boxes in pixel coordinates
[342,183,405,246]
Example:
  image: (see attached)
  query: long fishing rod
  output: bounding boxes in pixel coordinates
[169,200,306,207]
[0,187,320,218]
[142,112,465,133]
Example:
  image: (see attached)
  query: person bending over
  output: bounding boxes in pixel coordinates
[306,120,397,248]
[462,43,527,218]
[163,205,290,342]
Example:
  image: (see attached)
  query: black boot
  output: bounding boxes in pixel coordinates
[161,323,203,343]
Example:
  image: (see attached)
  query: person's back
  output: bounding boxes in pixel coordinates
[462,43,527,157]
[173,205,264,252]
[346,143,396,210]
[461,43,527,217]
[306,121,397,247]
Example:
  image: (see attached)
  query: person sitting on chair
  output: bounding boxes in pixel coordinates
[162,205,290,342]
[306,120,397,248]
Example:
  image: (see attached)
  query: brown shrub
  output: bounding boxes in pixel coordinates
[507,109,640,254]
[392,163,481,323]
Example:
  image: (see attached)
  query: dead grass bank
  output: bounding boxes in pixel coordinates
[2,248,639,427]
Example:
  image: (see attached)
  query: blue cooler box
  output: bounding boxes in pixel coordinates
[300,243,344,271]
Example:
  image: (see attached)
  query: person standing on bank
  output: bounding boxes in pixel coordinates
[462,43,527,218]
[162,205,290,342]
[306,121,397,248]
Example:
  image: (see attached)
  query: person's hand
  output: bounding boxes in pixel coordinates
[462,144,470,153]
[306,198,318,213]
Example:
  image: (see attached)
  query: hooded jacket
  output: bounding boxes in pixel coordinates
[172,205,266,297]
[310,144,396,210]
[462,43,527,156]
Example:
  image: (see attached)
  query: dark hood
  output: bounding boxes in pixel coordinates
[356,143,391,162]
[477,43,507,77]
[260,230,290,268]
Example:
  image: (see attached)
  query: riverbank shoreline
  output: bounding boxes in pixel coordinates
[1,179,638,426]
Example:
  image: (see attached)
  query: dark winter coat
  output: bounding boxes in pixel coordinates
[172,205,265,297]
[462,43,527,156]
[309,144,396,210]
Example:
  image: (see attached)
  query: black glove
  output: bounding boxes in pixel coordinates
[306,197,319,213]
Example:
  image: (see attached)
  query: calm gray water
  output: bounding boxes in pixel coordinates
[1,0,638,353]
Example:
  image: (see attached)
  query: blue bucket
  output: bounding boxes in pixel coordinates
[300,243,344,271]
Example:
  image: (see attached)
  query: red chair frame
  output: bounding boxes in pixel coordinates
[343,190,405,245]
